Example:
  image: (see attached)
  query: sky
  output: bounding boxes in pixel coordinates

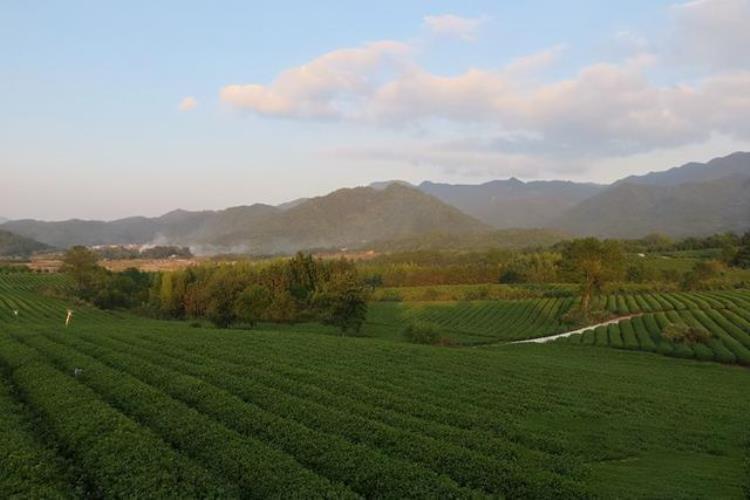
[2,0,750,220]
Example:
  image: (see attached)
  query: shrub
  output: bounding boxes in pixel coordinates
[561,306,612,328]
[403,321,441,344]
[462,286,490,301]
[661,323,712,344]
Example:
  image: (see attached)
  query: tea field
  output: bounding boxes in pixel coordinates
[558,290,750,365]
[1,274,749,498]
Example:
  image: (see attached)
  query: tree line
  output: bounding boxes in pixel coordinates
[61,232,750,329]
[357,232,750,287]
[62,247,369,333]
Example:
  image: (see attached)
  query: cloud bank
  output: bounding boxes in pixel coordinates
[219,0,750,166]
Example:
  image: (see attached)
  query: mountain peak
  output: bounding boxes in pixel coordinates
[369,180,414,191]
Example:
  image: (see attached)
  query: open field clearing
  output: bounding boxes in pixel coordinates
[0,274,749,498]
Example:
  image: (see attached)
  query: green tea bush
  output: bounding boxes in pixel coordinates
[608,323,623,347]
[632,316,657,351]
[403,321,441,344]
[671,342,695,359]
[594,325,609,346]
[707,339,737,364]
[692,342,715,361]
[620,321,639,349]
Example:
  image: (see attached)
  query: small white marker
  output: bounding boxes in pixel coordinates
[65,309,73,327]
[13,310,18,317]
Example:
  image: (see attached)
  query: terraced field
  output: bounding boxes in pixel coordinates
[365,297,575,344]
[559,290,750,365]
[1,274,749,498]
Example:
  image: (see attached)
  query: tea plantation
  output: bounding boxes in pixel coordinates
[559,290,750,365]
[1,274,749,498]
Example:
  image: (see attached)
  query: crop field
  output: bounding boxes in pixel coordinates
[370,283,577,302]
[1,274,749,498]
[366,297,575,344]
[588,289,750,316]
[559,290,750,366]
[554,290,750,364]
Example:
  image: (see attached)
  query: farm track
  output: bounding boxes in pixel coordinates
[509,314,643,344]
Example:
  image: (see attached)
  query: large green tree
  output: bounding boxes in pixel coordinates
[314,272,368,335]
[61,246,105,298]
[560,238,625,315]
[233,284,272,327]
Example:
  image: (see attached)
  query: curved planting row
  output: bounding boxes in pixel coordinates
[0,376,73,498]
[407,297,574,342]
[589,290,750,316]
[0,274,590,498]
[0,337,234,498]
[559,303,750,366]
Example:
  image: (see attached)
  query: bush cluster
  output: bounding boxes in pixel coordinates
[661,323,712,344]
[151,252,368,333]
[403,321,442,344]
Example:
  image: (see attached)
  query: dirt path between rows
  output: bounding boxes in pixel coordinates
[508,314,644,345]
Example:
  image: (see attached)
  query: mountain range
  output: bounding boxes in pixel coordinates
[418,178,605,229]
[1,184,488,254]
[1,152,748,254]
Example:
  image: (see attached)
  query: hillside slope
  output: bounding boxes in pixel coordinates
[615,151,750,187]
[208,184,490,253]
[0,230,51,257]
[1,185,488,254]
[554,175,750,238]
[419,179,605,229]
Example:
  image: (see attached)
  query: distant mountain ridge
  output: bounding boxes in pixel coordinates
[418,178,605,229]
[554,174,750,238]
[614,151,750,187]
[1,184,488,254]
[2,151,748,251]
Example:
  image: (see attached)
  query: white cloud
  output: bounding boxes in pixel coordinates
[221,43,750,157]
[423,14,486,41]
[220,5,750,162]
[178,96,198,111]
[670,0,750,70]
[220,41,410,119]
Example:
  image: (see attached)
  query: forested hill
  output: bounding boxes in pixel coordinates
[416,151,750,238]
[0,229,51,257]
[418,179,604,229]
[1,184,488,254]
[614,151,750,187]
[553,156,750,238]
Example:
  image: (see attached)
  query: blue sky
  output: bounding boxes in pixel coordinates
[2,0,749,220]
